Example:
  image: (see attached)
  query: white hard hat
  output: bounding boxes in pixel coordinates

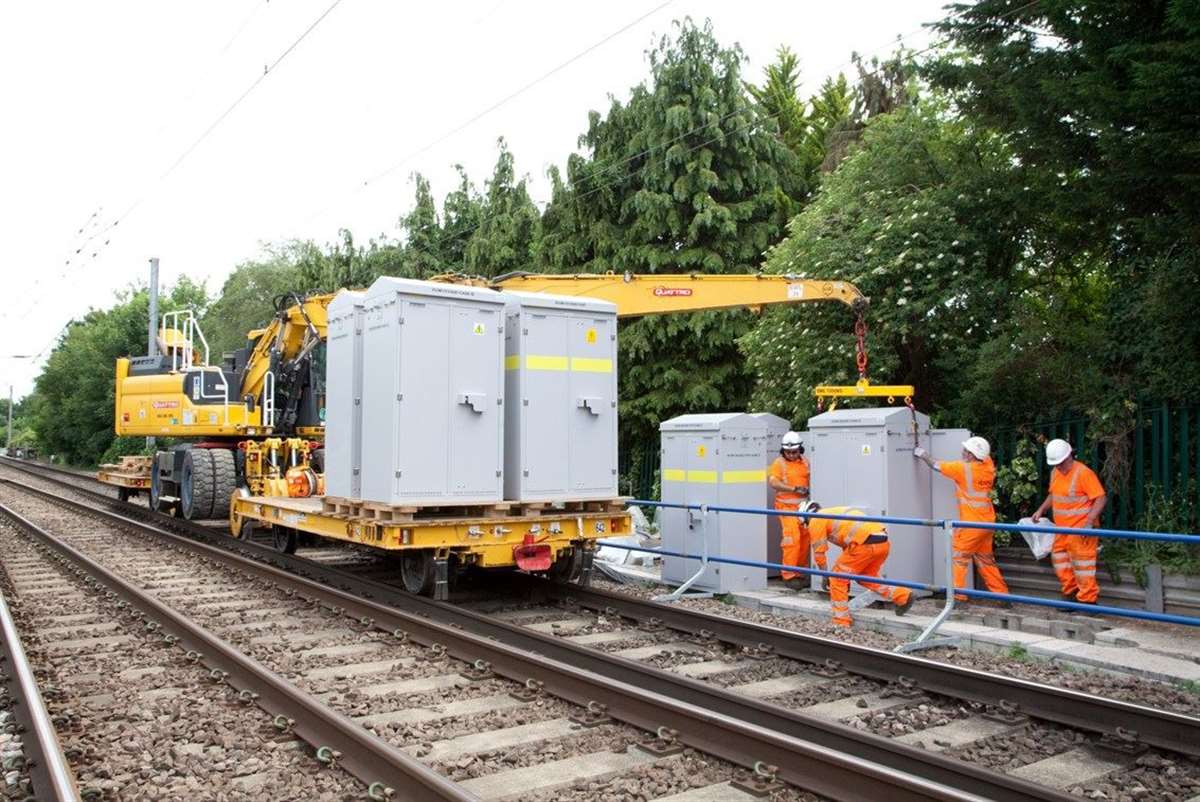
[1045,438,1072,466]
[781,431,803,449]
[800,500,820,513]
[962,436,991,461]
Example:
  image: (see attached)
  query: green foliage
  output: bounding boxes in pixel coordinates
[742,99,1025,422]
[541,19,806,447]
[1007,643,1029,662]
[32,279,208,466]
[927,0,1200,254]
[1103,483,1200,581]
[464,138,541,278]
[994,436,1042,519]
[396,173,445,279]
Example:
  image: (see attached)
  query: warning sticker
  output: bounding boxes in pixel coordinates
[787,283,805,299]
[861,445,871,456]
[586,327,597,344]
[696,445,707,457]
[472,322,486,335]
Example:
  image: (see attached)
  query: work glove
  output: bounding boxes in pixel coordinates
[913,447,927,459]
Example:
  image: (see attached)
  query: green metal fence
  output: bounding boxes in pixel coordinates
[619,402,1200,530]
[988,402,1200,529]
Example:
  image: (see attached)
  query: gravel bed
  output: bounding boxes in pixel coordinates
[848,700,970,738]
[520,750,824,802]
[1071,752,1200,800]
[946,721,1083,769]
[708,657,818,687]
[384,698,573,743]
[0,521,363,800]
[768,676,880,710]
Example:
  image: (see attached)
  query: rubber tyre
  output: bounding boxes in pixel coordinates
[150,463,168,514]
[181,449,216,521]
[400,551,435,596]
[209,449,237,520]
[117,488,131,503]
[272,525,297,555]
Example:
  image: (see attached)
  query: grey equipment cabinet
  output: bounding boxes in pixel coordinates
[660,413,770,593]
[358,277,506,506]
[324,290,366,499]
[501,291,618,502]
[750,412,792,576]
[805,407,935,594]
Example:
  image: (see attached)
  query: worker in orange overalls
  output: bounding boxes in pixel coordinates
[1031,439,1107,604]
[807,502,913,627]
[768,432,810,584]
[914,436,1010,603]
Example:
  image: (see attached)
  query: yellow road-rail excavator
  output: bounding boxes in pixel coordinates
[112,292,332,518]
[107,272,909,520]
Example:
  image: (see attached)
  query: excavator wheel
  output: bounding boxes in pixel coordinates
[209,449,237,520]
[180,449,215,521]
[150,465,175,516]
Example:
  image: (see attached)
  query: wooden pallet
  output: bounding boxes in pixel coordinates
[511,498,631,517]
[320,495,629,523]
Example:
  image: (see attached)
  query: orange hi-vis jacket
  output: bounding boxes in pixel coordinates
[769,456,810,505]
[940,458,996,526]
[811,507,886,567]
[1050,461,1105,528]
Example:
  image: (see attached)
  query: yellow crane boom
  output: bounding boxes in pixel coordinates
[464,272,868,317]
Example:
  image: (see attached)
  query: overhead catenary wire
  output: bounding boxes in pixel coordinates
[7,0,346,326]
[294,0,676,232]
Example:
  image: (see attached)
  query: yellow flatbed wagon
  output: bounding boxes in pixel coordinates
[97,456,152,502]
[229,492,630,598]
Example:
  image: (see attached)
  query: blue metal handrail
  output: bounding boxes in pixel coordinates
[607,498,1200,641]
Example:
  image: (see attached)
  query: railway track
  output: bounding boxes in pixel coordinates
[0,461,1003,802]
[4,458,1199,799]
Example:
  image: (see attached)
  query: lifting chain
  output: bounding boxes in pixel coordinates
[854,311,869,381]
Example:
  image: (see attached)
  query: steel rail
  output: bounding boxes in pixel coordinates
[0,569,81,801]
[0,473,1070,802]
[0,501,476,802]
[9,459,1199,756]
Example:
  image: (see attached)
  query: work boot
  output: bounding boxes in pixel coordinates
[1060,592,1077,603]
[894,595,914,617]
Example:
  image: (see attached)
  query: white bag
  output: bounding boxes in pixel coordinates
[1018,517,1055,560]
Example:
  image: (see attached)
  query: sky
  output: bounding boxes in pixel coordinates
[0,0,949,399]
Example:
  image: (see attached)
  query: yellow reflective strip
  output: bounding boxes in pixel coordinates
[504,355,520,370]
[722,470,766,484]
[686,470,718,483]
[526,355,569,371]
[662,468,686,482]
[570,357,613,373]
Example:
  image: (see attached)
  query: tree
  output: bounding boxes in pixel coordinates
[396,172,444,278]
[540,19,806,448]
[32,279,209,466]
[741,99,1027,424]
[203,247,306,357]
[440,166,483,270]
[926,0,1200,254]
[464,138,541,278]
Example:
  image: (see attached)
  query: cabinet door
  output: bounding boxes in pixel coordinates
[522,312,569,497]
[396,301,451,497]
[446,305,502,497]
[567,316,616,494]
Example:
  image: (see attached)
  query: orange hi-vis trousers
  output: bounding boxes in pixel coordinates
[829,540,912,627]
[953,529,1009,601]
[1051,534,1100,603]
[777,502,810,580]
